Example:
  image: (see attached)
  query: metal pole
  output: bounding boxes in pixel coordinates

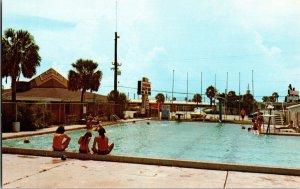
[172,70,174,101]
[252,69,254,111]
[252,69,254,96]
[186,72,188,102]
[214,73,216,119]
[239,72,241,121]
[114,32,118,95]
[225,72,228,120]
[201,72,203,102]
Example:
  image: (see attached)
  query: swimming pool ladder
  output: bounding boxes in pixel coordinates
[111,114,120,121]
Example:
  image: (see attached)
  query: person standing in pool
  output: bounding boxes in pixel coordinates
[240,108,246,121]
[92,127,114,155]
[256,109,264,133]
[52,126,71,151]
[78,131,92,154]
[86,113,94,130]
[251,119,259,134]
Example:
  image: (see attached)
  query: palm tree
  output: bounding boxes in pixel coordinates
[206,85,217,107]
[243,93,254,113]
[68,59,102,103]
[155,93,165,104]
[192,93,202,106]
[227,91,237,102]
[2,28,41,122]
[107,90,128,104]
[269,96,276,103]
[272,92,279,102]
[262,96,269,102]
[2,28,41,102]
[119,93,128,104]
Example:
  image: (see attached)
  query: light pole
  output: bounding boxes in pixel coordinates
[113,32,121,101]
[172,70,174,102]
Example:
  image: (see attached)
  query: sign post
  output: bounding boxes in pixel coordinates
[137,77,151,117]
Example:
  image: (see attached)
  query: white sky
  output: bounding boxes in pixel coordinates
[2,0,300,102]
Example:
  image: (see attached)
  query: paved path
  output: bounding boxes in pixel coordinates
[2,154,300,188]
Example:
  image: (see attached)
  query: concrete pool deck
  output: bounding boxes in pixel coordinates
[2,119,300,188]
[3,154,300,188]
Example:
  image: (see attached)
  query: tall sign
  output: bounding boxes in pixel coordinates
[137,77,151,115]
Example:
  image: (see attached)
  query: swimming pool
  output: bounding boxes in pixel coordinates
[3,121,300,168]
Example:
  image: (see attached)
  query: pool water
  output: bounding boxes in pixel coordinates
[3,121,300,168]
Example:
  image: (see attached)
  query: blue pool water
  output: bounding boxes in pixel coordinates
[3,121,300,168]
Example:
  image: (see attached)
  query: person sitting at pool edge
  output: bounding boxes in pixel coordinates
[78,131,92,154]
[92,127,114,155]
[53,126,71,151]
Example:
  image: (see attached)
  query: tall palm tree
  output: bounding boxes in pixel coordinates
[192,93,202,106]
[272,92,279,102]
[206,85,217,107]
[155,93,165,104]
[2,28,41,123]
[2,28,41,102]
[68,59,102,103]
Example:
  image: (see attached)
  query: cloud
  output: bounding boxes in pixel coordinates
[229,0,300,29]
[254,31,282,58]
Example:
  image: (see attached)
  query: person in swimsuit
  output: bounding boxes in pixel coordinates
[52,126,71,151]
[251,119,259,134]
[287,120,294,129]
[78,131,92,154]
[92,127,114,155]
[240,108,246,121]
[86,113,94,130]
[256,109,264,133]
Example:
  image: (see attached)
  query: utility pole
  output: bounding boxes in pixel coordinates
[113,32,120,99]
[113,1,121,102]
[201,71,202,99]
[172,70,174,101]
[186,72,189,102]
[252,69,254,97]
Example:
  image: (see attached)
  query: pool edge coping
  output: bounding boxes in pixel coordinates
[2,146,300,176]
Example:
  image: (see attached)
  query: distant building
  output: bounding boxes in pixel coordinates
[285,84,299,103]
[286,104,300,127]
[2,68,109,125]
[2,68,107,102]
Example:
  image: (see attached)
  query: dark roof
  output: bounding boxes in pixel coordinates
[30,68,68,88]
[2,68,108,102]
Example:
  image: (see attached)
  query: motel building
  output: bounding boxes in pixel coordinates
[2,68,212,130]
